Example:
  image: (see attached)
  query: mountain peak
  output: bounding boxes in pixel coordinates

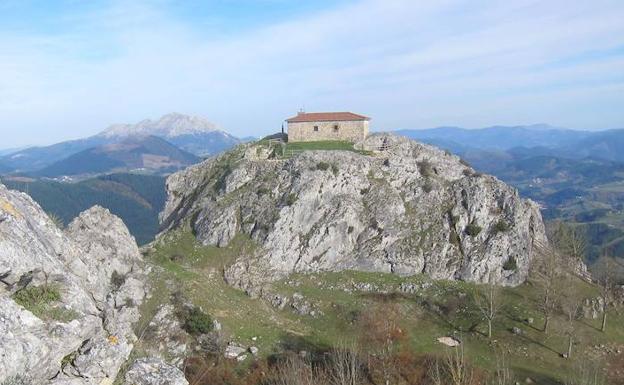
[99,113,221,138]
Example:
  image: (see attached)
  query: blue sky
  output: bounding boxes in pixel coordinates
[1,0,623,147]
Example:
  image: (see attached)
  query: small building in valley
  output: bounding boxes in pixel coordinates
[286,111,370,143]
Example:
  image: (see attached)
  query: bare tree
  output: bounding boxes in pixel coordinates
[593,255,622,333]
[545,222,591,358]
[564,355,606,385]
[446,345,474,385]
[531,241,564,334]
[428,358,444,385]
[328,342,363,385]
[491,347,513,385]
[473,278,503,339]
[549,221,587,265]
[358,303,404,385]
[271,354,327,385]
[560,276,583,358]
[428,345,474,385]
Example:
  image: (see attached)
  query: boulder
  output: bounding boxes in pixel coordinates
[124,357,189,385]
[224,343,247,359]
[437,336,461,347]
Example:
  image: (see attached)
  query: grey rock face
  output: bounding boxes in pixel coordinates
[0,182,147,384]
[224,343,248,359]
[65,206,143,303]
[161,134,547,292]
[123,357,188,385]
[143,304,188,367]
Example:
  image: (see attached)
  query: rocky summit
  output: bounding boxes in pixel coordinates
[0,182,187,384]
[160,134,547,294]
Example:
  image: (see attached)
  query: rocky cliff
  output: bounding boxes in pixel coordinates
[0,182,187,384]
[160,134,547,294]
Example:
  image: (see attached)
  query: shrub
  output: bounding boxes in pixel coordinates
[13,285,61,309]
[213,159,234,193]
[440,295,467,317]
[47,212,64,229]
[316,162,330,171]
[61,351,77,369]
[185,355,255,385]
[417,160,433,177]
[461,190,469,210]
[465,223,482,237]
[493,220,510,234]
[449,232,461,246]
[12,285,76,321]
[423,181,433,193]
[285,193,298,206]
[257,187,270,196]
[503,256,518,271]
[110,270,126,290]
[48,307,79,322]
[331,164,339,176]
[198,331,226,356]
[183,306,213,335]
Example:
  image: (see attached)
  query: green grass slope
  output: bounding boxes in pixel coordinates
[138,229,624,384]
[259,139,373,158]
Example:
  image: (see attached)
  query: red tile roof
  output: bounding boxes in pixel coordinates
[286,112,370,123]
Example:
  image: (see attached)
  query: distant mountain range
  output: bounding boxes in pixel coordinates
[0,113,241,174]
[396,124,585,151]
[1,136,110,173]
[37,135,200,178]
[98,112,240,156]
[396,124,624,162]
[0,146,28,156]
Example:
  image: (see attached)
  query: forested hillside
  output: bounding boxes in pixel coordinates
[2,173,166,244]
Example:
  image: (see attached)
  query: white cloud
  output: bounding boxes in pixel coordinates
[0,0,623,147]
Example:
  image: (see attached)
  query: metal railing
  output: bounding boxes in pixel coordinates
[357,142,401,152]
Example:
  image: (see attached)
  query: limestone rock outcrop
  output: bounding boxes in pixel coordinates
[0,182,149,384]
[123,357,188,385]
[160,134,547,293]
